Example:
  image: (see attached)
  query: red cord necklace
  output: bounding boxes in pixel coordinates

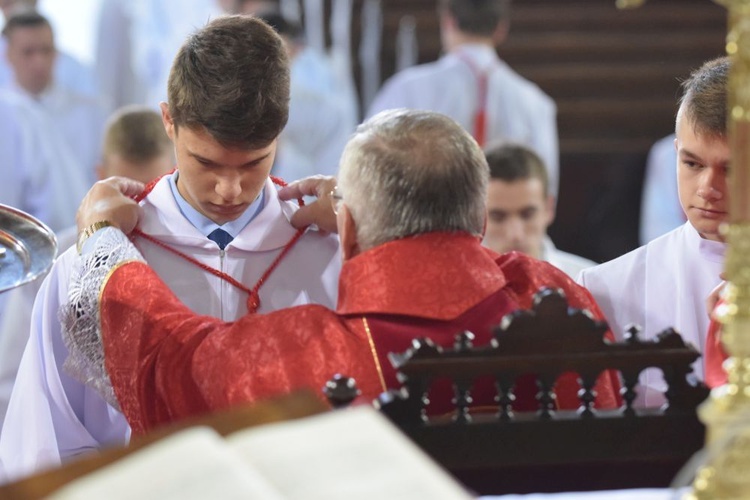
[131,173,305,314]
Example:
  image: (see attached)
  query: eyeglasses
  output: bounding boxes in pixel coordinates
[330,186,344,215]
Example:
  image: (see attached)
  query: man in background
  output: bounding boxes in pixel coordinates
[482,142,596,278]
[0,0,99,99]
[234,3,357,182]
[3,10,105,189]
[367,0,559,196]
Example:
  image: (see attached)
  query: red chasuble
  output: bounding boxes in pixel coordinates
[100,232,619,434]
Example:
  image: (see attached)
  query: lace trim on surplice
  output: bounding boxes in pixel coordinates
[60,227,145,410]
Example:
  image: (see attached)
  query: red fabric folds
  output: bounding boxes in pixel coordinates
[496,251,622,410]
[102,263,382,435]
[100,233,620,434]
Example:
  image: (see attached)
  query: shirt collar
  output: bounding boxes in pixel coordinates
[450,43,500,68]
[167,171,265,238]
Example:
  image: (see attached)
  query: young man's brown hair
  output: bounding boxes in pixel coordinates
[166,15,290,149]
[679,55,729,139]
[439,0,511,37]
[1,9,50,38]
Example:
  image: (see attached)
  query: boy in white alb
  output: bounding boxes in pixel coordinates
[577,57,729,406]
[0,15,340,482]
[367,0,559,196]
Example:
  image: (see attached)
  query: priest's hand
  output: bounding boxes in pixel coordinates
[77,176,144,235]
[278,175,338,233]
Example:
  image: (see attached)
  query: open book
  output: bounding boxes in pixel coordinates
[49,406,473,500]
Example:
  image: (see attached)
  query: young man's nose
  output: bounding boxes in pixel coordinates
[506,218,525,242]
[697,168,725,201]
[215,174,242,201]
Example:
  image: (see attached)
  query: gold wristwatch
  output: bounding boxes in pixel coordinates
[76,221,114,254]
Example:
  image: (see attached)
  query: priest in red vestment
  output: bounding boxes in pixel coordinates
[64,109,620,435]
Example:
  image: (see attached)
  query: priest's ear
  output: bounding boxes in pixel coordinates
[339,204,360,261]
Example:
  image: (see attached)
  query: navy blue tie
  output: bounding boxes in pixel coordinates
[208,228,233,250]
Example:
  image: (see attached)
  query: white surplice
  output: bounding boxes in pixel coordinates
[6,83,107,188]
[0,175,341,482]
[577,223,725,406]
[367,44,559,196]
[0,228,76,431]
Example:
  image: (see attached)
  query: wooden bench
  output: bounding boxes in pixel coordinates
[328,288,709,495]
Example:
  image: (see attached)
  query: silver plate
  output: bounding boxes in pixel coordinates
[0,204,57,294]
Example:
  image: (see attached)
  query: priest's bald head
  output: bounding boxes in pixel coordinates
[336,109,489,259]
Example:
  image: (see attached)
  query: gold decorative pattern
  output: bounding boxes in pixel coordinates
[361,317,387,393]
[692,1,750,497]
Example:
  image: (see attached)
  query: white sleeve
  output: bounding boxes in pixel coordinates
[0,279,42,429]
[0,245,131,483]
[61,227,146,408]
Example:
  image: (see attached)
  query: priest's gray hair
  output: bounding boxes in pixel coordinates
[337,109,488,251]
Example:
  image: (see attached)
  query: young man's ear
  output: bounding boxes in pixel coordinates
[339,204,360,261]
[159,102,175,140]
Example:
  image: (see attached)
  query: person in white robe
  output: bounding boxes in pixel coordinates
[127,0,223,108]
[639,133,685,244]
[0,106,174,431]
[0,0,99,99]
[91,0,145,114]
[366,0,559,197]
[482,141,595,279]
[0,16,340,482]
[0,89,89,232]
[2,9,106,187]
[234,6,357,182]
[577,57,730,406]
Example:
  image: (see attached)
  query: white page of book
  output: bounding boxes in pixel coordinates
[228,405,473,500]
[50,426,286,500]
